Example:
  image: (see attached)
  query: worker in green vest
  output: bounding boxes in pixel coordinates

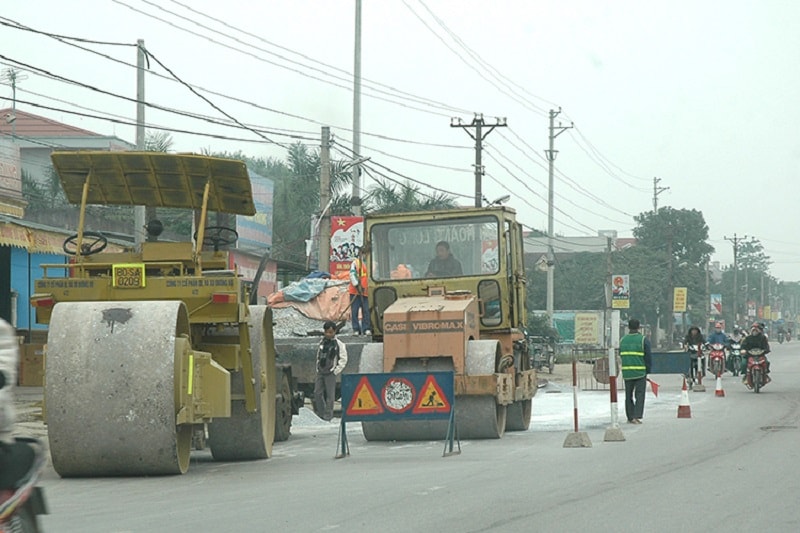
[620,318,653,424]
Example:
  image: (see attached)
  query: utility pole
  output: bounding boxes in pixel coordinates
[319,126,332,274]
[134,39,147,246]
[652,177,669,212]
[351,0,363,216]
[725,233,746,324]
[705,259,710,330]
[451,113,507,207]
[544,108,572,321]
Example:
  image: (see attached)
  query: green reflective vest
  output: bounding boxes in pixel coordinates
[620,333,647,380]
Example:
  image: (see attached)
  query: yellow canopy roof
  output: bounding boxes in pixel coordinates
[50,151,256,216]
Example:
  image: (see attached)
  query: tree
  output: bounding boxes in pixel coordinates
[364,180,457,214]
[632,207,714,341]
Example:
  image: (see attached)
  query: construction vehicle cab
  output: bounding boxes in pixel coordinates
[358,206,536,439]
[30,151,285,476]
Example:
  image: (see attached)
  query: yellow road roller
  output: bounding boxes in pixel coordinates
[30,151,279,476]
[358,206,537,439]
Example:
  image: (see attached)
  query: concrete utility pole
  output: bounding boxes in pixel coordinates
[450,113,507,207]
[351,0,363,216]
[544,108,572,321]
[725,233,746,324]
[652,177,669,212]
[319,126,332,273]
[134,39,146,246]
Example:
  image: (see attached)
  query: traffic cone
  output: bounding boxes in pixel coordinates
[677,377,692,418]
[714,375,725,397]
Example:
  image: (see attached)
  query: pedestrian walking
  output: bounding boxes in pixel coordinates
[620,318,652,424]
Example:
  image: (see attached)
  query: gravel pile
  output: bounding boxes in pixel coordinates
[271,306,356,338]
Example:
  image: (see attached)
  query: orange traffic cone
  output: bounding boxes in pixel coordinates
[677,377,692,418]
[714,375,725,397]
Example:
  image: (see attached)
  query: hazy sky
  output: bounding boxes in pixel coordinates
[1,1,798,281]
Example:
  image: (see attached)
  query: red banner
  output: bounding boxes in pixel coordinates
[329,216,364,278]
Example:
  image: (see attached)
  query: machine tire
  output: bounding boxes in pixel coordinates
[46,301,192,476]
[274,371,293,442]
[505,399,532,431]
[208,306,276,460]
[753,369,761,393]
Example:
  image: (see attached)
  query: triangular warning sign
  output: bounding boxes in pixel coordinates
[412,375,451,414]
[346,376,384,416]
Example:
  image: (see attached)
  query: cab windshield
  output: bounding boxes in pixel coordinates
[370,215,499,281]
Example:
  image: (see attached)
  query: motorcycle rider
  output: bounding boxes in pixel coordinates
[740,322,771,386]
[683,325,707,385]
[706,321,729,374]
[0,318,36,490]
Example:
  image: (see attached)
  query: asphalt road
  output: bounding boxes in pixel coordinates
[12,342,800,532]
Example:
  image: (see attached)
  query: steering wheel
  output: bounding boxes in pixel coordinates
[195,226,238,251]
[63,231,108,256]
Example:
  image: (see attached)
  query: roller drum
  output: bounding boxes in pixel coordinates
[207,306,276,460]
[359,340,507,441]
[46,301,191,476]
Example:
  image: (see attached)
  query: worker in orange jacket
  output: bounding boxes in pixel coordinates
[349,245,371,335]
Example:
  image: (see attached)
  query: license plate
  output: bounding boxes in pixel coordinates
[113,264,146,288]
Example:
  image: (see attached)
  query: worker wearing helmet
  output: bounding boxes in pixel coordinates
[740,322,771,385]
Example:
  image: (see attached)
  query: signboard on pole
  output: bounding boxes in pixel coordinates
[611,274,630,309]
[329,216,364,278]
[673,287,688,313]
[710,294,722,315]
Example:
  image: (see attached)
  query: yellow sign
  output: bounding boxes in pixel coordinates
[346,376,383,416]
[112,263,146,289]
[673,287,688,313]
[611,274,630,309]
[412,375,450,414]
[574,313,600,345]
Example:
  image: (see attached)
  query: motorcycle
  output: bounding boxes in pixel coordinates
[0,438,48,533]
[743,347,769,393]
[728,340,742,377]
[708,342,726,378]
[777,331,785,344]
[686,343,707,388]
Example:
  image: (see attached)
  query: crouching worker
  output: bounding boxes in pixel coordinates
[313,321,348,421]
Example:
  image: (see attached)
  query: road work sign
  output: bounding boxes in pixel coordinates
[341,371,454,422]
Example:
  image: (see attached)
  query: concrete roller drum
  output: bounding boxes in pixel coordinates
[45,301,193,477]
[359,340,507,441]
[207,306,276,460]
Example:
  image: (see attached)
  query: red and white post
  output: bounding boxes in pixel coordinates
[604,310,625,441]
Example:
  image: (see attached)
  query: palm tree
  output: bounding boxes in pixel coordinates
[364,180,457,214]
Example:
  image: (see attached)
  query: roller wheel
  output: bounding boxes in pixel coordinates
[505,399,532,431]
[274,371,293,442]
[45,301,192,476]
[359,341,507,441]
[208,306,276,460]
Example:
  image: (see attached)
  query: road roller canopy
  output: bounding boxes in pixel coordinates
[50,151,257,216]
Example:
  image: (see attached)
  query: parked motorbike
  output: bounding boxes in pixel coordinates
[743,347,769,393]
[728,340,742,377]
[708,342,726,378]
[0,437,48,532]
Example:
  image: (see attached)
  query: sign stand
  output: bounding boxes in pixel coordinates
[335,418,350,459]
[442,408,461,457]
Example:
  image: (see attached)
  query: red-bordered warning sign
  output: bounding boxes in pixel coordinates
[346,376,384,416]
[382,377,415,413]
[412,374,451,414]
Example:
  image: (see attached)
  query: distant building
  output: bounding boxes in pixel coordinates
[0,108,134,186]
[523,231,637,271]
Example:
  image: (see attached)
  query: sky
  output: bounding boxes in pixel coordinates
[1,0,799,281]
